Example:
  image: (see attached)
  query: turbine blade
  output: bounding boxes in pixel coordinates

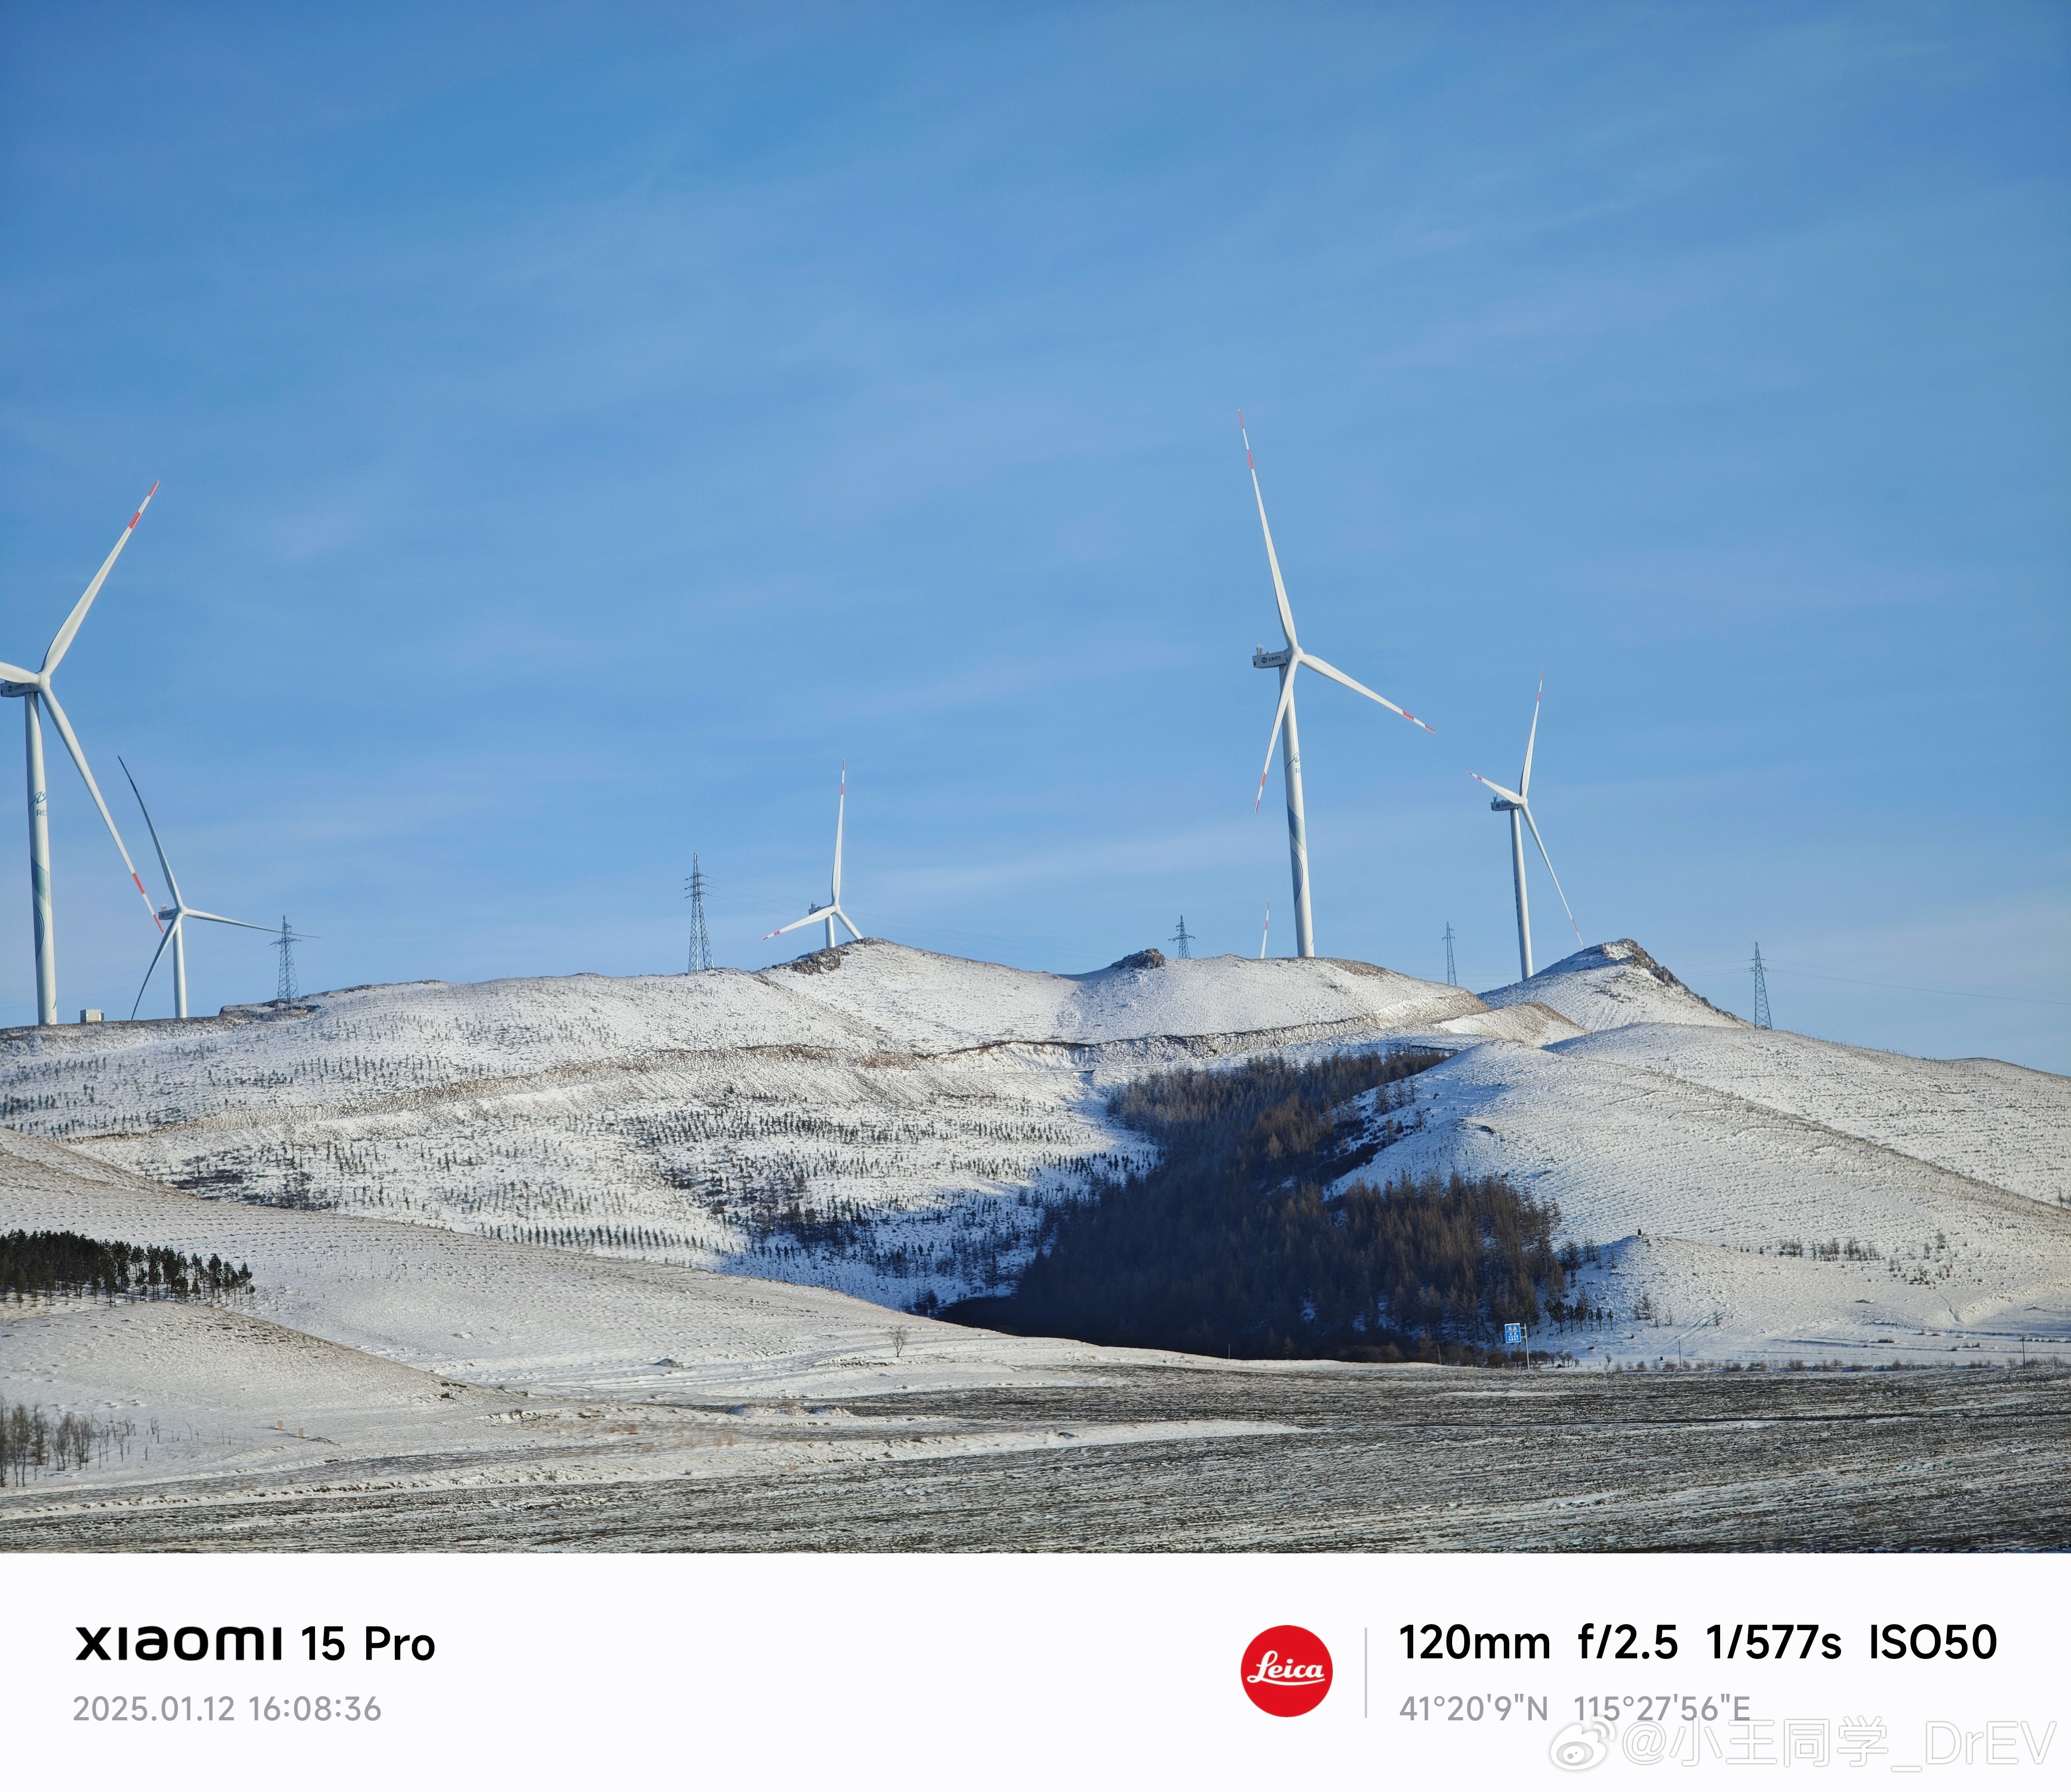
[118,756,181,910]
[46,482,158,674]
[764,905,836,941]
[130,916,179,1020]
[0,659,37,684]
[41,692,161,929]
[1253,667,1297,811]
[1298,652,1435,733]
[1519,675,1543,798]
[833,906,863,943]
[1239,417,1300,653]
[185,910,275,932]
[1472,771,1525,806]
[832,761,845,905]
[1521,804,1583,945]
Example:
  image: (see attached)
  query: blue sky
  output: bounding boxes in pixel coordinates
[3,2,2066,1067]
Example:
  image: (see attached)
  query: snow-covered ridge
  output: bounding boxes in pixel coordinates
[0,943,1488,1313]
[0,936,2064,1359]
[1479,938,1745,1033]
[761,941,1483,1053]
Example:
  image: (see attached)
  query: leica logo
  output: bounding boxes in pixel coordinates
[1240,1625,1333,1716]
[1247,1651,1325,1684]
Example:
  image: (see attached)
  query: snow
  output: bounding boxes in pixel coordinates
[762,942,1481,1052]
[0,1123,1295,1508]
[0,1125,1203,1402]
[1,1299,1292,1509]
[2,933,2064,1390]
[5,928,2068,1532]
[1554,1024,2069,1207]
[1325,979,2071,1366]
[0,943,1489,1312]
[1478,938,1746,1033]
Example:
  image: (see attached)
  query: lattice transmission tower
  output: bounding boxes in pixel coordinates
[685,855,714,973]
[1169,915,1195,959]
[1444,921,1457,987]
[1751,942,1773,1029]
[272,917,314,1003]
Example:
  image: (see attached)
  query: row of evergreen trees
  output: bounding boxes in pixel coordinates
[0,1230,252,1303]
[945,1049,1573,1363]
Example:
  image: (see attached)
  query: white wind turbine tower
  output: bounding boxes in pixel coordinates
[0,486,166,1024]
[119,759,272,1019]
[1472,677,1582,982]
[763,764,861,952]
[1241,419,1433,958]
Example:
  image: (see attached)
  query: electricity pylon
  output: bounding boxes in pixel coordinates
[685,855,713,972]
[272,918,314,1003]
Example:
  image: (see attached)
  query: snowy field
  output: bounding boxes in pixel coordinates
[2,934,2065,1347]
[4,935,2068,1549]
[8,1333,2064,1552]
[4,1105,2062,1551]
[0,1124,1310,1537]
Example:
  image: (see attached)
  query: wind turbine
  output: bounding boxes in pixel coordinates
[1472,677,1581,982]
[762,764,861,951]
[1241,418,1433,958]
[0,486,165,1024]
[119,759,272,1019]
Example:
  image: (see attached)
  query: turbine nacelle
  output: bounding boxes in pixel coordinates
[1474,773,1526,812]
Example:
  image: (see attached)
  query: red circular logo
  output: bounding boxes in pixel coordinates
[1240,1625,1333,1716]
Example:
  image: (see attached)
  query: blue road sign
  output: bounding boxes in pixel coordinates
[1503,1323,1525,1346]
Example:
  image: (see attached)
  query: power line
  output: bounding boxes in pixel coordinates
[1444,922,1457,987]
[1169,914,1195,960]
[1775,967,2071,1007]
[685,854,713,973]
[1689,961,2071,1007]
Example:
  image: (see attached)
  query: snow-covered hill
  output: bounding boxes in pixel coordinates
[0,945,1495,1311]
[1478,938,1744,1033]
[1,936,2064,1362]
[1325,944,2071,1363]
